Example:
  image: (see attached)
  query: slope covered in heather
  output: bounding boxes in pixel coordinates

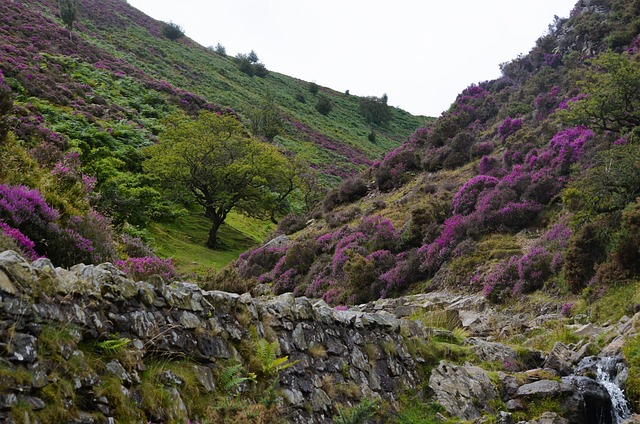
[0,0,426,272]
[230,0,640,322]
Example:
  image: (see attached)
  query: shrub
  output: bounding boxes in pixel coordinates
[316,96,333,115]
[0,223,39,260]
[483,255,520,303]
[213,43,226,55]
[161,21,185,41]
[119,234,155,258]
[452,175,499,215]
[564,221,608,293]
[0,184,59,256]
[115,256,177,281]
[359,94,392,125]
[65,209,116,263]
[498,117,523,141]
[276,213,307,235]
[338,177,368,203]
[0,70,13,142]
[308,82,319,94]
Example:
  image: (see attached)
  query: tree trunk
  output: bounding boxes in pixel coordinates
[206,217,223,249]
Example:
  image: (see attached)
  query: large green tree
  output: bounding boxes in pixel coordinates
[561,51,640,141]
[144,111,298,249]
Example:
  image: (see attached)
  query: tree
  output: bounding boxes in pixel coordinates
[560,51,640,141]
[59,0,79,31]
[214,43,226,55]
[161,21,185,41]
[144,112,298,249]
[359,94,392,125]
[247,50,259,64]
[316,96,332,115]
[246,93,284,141]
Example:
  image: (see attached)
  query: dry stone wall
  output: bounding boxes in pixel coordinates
[0,250,424,423]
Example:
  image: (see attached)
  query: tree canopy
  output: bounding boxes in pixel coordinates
[560,51,640,141]
[144,111,299,249]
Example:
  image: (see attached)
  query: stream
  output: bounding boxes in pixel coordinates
[574,356,632,424]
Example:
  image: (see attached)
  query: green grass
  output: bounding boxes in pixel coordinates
[148,208,274,275]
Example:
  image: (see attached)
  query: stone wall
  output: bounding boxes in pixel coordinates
[0,251,424,423]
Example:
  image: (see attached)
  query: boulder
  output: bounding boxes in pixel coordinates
[428,361,497,420]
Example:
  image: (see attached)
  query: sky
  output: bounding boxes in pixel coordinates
[126,0,578,117]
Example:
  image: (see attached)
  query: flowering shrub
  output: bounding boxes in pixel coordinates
[120,234,155,258]
[0,222,39,260]
[0,184,59,254]
[115,256,177,281]
[498,117,523,140]
[482,256,520,303]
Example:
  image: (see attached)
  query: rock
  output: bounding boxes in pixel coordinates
[193,365,215,393]
[292,323,308,350]
[516,379,573,397]
[0,269,17,295]
[496,411,514,424]
[9,333,37,362]
[106,360,131,384]
[282,388,304,406]
[601,335,626,357]
[428,361,497,420]
[468,338,520,371]
[562,376,612,424]
[262,234,289,249]
[311,388,331,412]
[528,412,569,424]
[179,311,201,329]
[543,342,575,376]
[572,323,604,338]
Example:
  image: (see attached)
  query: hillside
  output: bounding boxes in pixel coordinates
[230,0,640,306]
[0,0,426,273]
[3,0,640,422]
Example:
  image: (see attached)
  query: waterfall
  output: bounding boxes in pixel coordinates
[595,357,631,424]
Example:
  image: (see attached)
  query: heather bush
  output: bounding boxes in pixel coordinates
[374,144,421,191]
[515,246,553,294]
[283,238,317,275]
[378,249,422,297]
[0,184,60,256]
[237,245,287,280]
[478,156,499,175]
[343,254,377,303]
[452,175,499,215]
[119,234,154,258]
[276,213,307,235]
[65,209,116,263]
[308,82,319,94]
[337,177,368,203]
[115,256,177,281]
[498,117,523,140]
[482,255,520,303]
[0,222,39,260]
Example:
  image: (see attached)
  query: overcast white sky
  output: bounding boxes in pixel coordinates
[127,0,577,117]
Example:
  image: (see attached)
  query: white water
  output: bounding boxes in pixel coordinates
[596,357,631,424]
